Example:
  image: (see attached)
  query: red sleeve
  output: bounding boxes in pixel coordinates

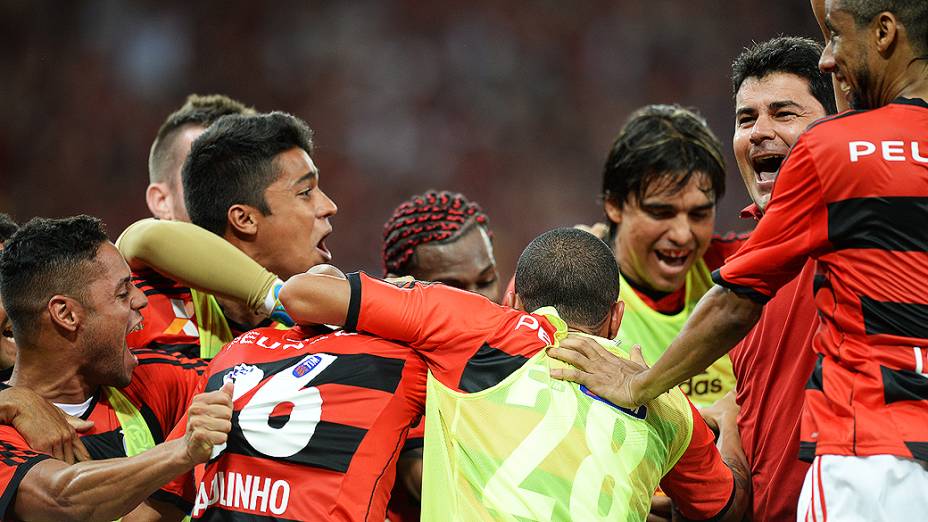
[660,400,734,521]
[715,136,830,302]
[702,232,751,272]
[345,272,554,390]
[0,427,52,519]
[123,350,208,438]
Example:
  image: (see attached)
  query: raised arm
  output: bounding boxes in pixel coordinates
[116,219,281,318]
[10,383,233,521]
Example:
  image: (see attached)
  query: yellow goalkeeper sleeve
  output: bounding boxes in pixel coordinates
[116,219,279,316]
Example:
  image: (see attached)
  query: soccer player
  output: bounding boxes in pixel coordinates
[120,111,337,359]
[0,215,233,520]
[381,189,500,521]
[278,228,749,521]
[549,1,928,519]
[600,104,743,407]
[146,94,256,222]
[382,190,500,302]
[720,36,837,522]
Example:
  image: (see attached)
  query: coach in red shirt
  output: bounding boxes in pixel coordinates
[550,2,928,520]
[719,36,836,521]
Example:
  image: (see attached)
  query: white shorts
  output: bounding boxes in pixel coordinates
[797,454,928,521]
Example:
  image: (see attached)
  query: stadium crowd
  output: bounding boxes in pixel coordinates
[0,0,927,521]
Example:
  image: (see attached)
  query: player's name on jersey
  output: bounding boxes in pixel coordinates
[234,328,357,351]
[848,140,928,163]
[193,471,290,517]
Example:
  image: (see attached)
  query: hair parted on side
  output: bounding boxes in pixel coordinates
[515,228,619,329]
[0,213,18,245]
[841,0,928,52]
[382,190,492,276]
[732,36,838,115]
[149,93,256,184]
[601,104,725,214]
[182,111,315,237]
[0,215,109,341]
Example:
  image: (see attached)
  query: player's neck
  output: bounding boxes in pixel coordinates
[8,339,95,404]
[890,59,928,104]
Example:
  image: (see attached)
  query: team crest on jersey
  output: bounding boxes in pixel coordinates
[580,385,648,420]
[292,355,326,377]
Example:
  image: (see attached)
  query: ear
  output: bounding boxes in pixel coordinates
[227,204,259,237]
[604,198,623,226]
[874,11,898,54]
[48,295,82,334]
[146,183,174,220]
[607,300,624,340]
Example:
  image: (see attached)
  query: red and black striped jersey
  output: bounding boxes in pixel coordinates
[128,268,202,359]
[78,349,205,459]
[0,432,49,519]
[716,97,928,462]
[159,326,427,521]
[0,350,204,518]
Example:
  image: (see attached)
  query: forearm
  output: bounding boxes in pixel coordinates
[640,286,761,402]
[14,439,193,522]
[116,218,278,314]
[278,271,351,327]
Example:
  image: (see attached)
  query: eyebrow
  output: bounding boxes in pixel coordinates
[736,99,804,118]
[115,276,131,293]
[292,170,318,188]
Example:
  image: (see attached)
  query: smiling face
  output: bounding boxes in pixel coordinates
[819,0,882,110]
[605,174,715,293]
[252,147,338,280]
[78,242,147,388]
[410,224,500,302]
[734,72,828,211]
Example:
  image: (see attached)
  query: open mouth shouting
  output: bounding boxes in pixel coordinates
[750,153,786,193]
[315,231,333,263]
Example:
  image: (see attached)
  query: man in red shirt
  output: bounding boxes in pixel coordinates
[0,215,233,520]
[716,36,836,521]
[549,1,928,519]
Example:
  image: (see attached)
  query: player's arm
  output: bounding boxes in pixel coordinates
[660,401,750,522]
[9,383,232,521]
[116,218,285,320]
[281,266,510,351]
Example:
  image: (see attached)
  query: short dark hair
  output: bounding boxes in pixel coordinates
[382,190,492,276]
[515,228,619,329]
[0,215,108,341]
[841,0,928,53]
[732,36,838,115]
[602,104,725,219]
[149,94,256,184]
[0,214,18,245]
[183,111,315,236]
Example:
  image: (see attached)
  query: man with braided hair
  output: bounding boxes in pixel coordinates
[381,190,499,521]
[383,190,500,303]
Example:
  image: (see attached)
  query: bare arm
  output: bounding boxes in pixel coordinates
[549,287,762,407]
[11,383,233,521]
[277,266,351,327]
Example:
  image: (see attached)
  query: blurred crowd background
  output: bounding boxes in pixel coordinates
[0,0,820,281]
